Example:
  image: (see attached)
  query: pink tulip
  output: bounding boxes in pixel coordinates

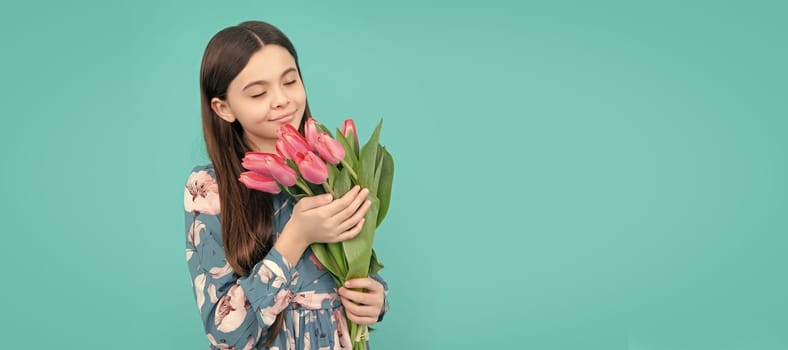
[275,139,289,159]
[239,171,281,194]
[277,124,311,160]
[242,152,298,187]
[314,132,345,165]
[342,119,359,150]
[295,151,329,184]
[305,117,319,150]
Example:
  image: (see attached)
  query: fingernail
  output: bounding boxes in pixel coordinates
[324,194,333,202]
[344,281,350,287]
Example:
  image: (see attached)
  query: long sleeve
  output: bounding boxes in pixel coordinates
[185,210,301,349]
[184,166,390,349]
[184,167,299,349]
[369,273,390,322]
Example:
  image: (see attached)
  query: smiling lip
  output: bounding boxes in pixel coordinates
[271,112,294,122]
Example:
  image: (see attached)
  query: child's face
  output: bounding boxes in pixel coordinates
[212,44,307,152]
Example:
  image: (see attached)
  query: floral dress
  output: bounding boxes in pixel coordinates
[184,165,388,350]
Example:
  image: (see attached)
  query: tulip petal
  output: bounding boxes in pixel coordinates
[315,133,346,165]
[242,152,298,187]
[238,171,281,194]
[305,118,319,150]
[343,119,360,155]
[277,124,312,160]
[295,151,329,184]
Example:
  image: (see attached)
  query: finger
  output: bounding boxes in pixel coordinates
[321,186,361,215]
[335,199,371,233]
[338,286,376,306]
[297,193,333,211]
[349,314,378,326]
[331,188,369,223]
[344,277,383,292]
[340,296,380,317]
[331,218,365,243]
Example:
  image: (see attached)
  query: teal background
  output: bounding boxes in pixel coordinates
[1,1,786,349]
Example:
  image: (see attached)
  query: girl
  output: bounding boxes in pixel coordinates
[184,21,388,350]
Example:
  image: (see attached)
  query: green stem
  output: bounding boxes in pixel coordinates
[340,159,359,183]
[295,179,314,196]
[322,182,334,197]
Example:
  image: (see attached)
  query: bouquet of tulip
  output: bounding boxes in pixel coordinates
[238,117,393,350]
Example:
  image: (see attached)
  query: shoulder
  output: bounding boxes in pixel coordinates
[184,164,221,216]
[188,164,216,178]
[185,164,217,187]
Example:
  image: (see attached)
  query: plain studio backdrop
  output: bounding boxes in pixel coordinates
[1,1,786,349]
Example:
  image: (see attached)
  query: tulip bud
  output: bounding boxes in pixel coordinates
[277,124,311,160]
[314,132,346,165]
[342,119,359,150]
[242,152,298,187]
[239,171,281,194]
[295,151,329,184]
[276,139,290,159]
[305,117,319,150]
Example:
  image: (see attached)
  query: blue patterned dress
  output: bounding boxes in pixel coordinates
[184,165,388,350]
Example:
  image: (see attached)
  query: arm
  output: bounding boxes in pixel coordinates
[185,211,297,349]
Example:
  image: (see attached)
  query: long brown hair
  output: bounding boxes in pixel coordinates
[199,20,310,346]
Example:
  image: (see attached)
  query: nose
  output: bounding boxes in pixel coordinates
[270,87,289,109]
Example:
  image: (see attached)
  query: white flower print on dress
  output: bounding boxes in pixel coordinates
[187,219,206,262]
[208,283,218,304]
[194,273,207,311]
[185,170,221,215]
[263,259,287,288]
[215,284,251,333]
[332,308,352,349]
[210,261,234,279]
[260,289,292,326]
[257,263,273,283]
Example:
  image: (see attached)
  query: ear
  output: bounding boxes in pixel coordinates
[211,97,236,123]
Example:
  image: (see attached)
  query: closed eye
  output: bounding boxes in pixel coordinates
[251,92,267,98]
[285,80,297,85]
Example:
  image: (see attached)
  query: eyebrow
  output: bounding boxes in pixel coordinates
[242,67,298,91]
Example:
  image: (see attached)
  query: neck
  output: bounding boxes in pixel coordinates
[245,135,276,154]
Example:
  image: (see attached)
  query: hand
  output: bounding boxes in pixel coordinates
[338,277,385,326]
[281,185,371,247]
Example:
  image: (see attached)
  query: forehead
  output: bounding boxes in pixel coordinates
[233,45,297,85]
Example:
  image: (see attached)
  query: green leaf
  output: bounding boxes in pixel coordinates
[328,242,348,274]
[285,159,298,171]
[310,243,344,286]
[327,162,339,189]
[347,131,359,158]
[315,120,332,135]
[369,248,384,275]
[334,128,358,169]
[358,118,383,188]
[334,167,353,197]
[342,194,379,280]
[376,146,394,226]
[370,147,385,195]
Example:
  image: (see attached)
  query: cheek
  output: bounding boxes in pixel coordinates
[293,88,307,124]
[293,86,307,106]
[237,101,271,122]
